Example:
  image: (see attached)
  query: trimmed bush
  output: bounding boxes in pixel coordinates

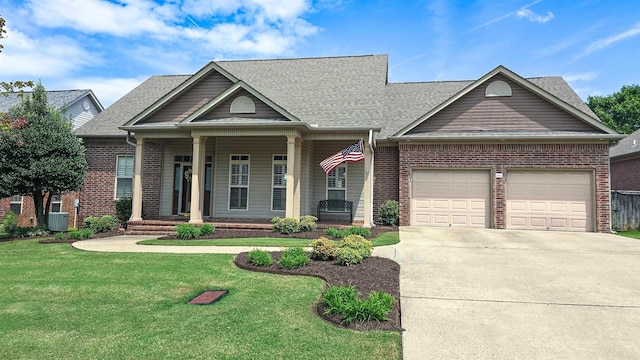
[278,247,309,269]
[83,215,118,233]
[310,237,338,260]
[248,249,273,266]
[339,234,373,259]
[68,228,93,240]
[271,217,300,234]
[53,232,65,240]
[322,285,395,324]
[176,224,200,239]
[114,197,132,228]
[334,247,363,266]
[324,227,348,239]
[198,223,215,236]
[299,215,318,232]
[378,200,399,226]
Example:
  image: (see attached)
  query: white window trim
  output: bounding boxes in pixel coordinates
[10,195,23,214]
[228,154,250,211]
[230,96,256,114]
[114,155,134,200]
[326,164,347,208]
[51,194,62,213]
[271,155,287,211]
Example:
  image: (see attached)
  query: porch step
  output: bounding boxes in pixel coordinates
[126,220,274,235]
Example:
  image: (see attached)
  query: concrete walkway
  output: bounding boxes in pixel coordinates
[72,229,640,359]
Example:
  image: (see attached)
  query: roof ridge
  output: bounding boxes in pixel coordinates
[214,54,387,63]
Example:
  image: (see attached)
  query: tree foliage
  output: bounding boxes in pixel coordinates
[0,83,87,226]
[586,85,640,134]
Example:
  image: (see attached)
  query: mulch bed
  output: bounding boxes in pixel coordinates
[38,229,125,244]
[159,225,397,240]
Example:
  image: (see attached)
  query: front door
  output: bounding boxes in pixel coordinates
[172,156,213,216]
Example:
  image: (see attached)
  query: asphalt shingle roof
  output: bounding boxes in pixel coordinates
[610,128,640,158]
[0,89,93,113]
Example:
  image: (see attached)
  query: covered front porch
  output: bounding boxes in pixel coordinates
[125,125,378,228]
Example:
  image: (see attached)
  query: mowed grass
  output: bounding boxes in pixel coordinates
[138,231,400,248]
[0,240,400,360]
[617,230,640,239]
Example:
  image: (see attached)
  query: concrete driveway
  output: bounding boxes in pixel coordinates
[373,227,640,359]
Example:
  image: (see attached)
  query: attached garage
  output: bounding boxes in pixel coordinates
[411,170,490,227]
[506,170,593,232]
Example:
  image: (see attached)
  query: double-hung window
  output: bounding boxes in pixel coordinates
[10,195,23,214]
[115,155,134,199]
[327,165,346,210]
[272,155,287,211]
[229,155,249,210]
[50,194,62,212]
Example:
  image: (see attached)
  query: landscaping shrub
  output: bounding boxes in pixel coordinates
[68,228,93,240]
[310,237,338,260]
[322,285,395,324]
[299,215,318,232]
[248,249,273,266]
[83,215,118,233]
[198,223,215,236]
[1,210,18,236]
[347,226,371,237]
[334,247,363,266]
[114,196,132,228]
[26,226,49,238]
[278,247,309,269]
[378,200,399,226]
[53,232,65,240]
[271,217,300,234]
[339,234,373,259]
[176,224,200,239]
[324,227,348,239]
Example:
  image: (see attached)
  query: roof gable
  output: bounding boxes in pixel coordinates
[394,65,620,138]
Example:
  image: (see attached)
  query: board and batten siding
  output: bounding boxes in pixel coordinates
[195,89,286,121]
[142,72,234,124]
[311,141,365,222]
[408,74,597,134]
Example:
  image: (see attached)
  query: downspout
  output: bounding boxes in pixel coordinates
[126,131,136,147]
[368,129,375,227]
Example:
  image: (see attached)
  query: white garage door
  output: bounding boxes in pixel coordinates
[506,171,593,232]
[411,170,490,227]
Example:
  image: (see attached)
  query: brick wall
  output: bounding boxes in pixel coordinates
[78,139,163,225]
[611,156,640,191]
[373,145,399,224]
[398,143,611,233]
[1,192,80,228]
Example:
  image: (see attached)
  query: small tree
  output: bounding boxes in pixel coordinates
[0,83,87,227]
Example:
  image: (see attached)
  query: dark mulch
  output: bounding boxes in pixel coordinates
[234,252,401,332]
[38,229,125,244]
[160,225,397,240]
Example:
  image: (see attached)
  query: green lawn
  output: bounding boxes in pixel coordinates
[0,240,400,360]
[138,231,400,248]
[617,230,640,239]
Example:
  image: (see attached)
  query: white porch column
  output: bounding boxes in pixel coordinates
[363,139,373,228]
[131,137,144,221]
[189,135,206,224]
[293,138,302,218]
[286,136,296,218]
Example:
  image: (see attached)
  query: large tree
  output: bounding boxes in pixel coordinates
[586,85,640,134]
[0,83,87,226]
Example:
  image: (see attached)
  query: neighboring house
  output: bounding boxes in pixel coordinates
[75,54,623,233]
[610,128,640,190]
[0,89,104,227]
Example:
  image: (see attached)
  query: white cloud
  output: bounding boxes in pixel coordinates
[516,8,553,23]
[562,72,599,83]
[579,22,640,58]
[64,77,145,108]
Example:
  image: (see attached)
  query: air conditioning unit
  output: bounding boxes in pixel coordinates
[48,212,69,232]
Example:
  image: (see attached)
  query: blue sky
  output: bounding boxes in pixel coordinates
[0,0,638,107]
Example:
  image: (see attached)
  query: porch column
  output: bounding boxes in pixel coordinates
[131,137,144,221]
[363,139,373,228]
[285,136,301,218]
[189,135,206,224]
[293,138,302,218]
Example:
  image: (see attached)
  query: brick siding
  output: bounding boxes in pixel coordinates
[0,192,80,228]
[610,156,640,191]
[373,145,399,224]
[398,143,611,233]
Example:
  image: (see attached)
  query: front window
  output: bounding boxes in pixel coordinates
[10,195,22,214]
[229,155,249,210]
[272,155,287,211]
[51,194,62,212]
[327,165,346,210]
[115,155,134,199]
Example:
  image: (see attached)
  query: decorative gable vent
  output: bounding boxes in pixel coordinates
[230,96,256,114]
[485,80,512,97]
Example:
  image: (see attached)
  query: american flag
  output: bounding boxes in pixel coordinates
[320,141,365,174]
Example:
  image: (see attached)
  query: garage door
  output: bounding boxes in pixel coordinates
[411,170,490,227]
[506,171,593,232]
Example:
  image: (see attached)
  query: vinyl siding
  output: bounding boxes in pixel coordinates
[311,141,365,222]
[195,89,286,121]
[141,72,234,124]
[408,74,597,134]
[67,96,101,130]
